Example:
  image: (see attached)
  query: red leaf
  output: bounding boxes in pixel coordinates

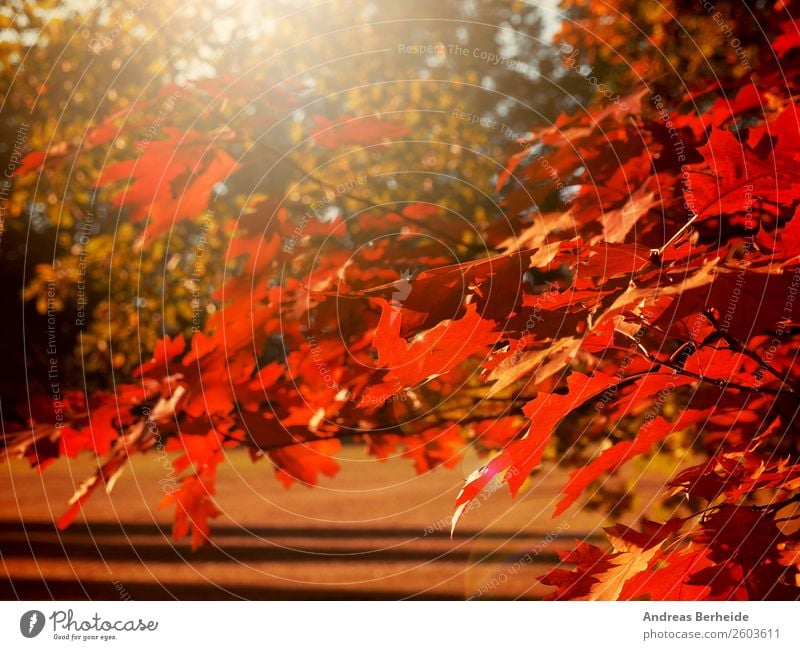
[684,105,800,222]
[269,439,341,488]
[556,406,707,516]
[14,151,47,176]
[160,476,220,550]
[451,370,618,532]
[360,300,499,405]
[96,128,239,238]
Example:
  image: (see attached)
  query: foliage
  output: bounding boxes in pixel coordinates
[2,0,800,599]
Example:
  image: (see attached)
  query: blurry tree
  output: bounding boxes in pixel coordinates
[1,0,579,395]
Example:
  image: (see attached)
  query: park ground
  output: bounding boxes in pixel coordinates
[0,446,663,600]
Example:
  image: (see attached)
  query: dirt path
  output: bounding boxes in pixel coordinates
[0,447,653,600]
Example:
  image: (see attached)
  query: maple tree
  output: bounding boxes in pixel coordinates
[3,0,800,600]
